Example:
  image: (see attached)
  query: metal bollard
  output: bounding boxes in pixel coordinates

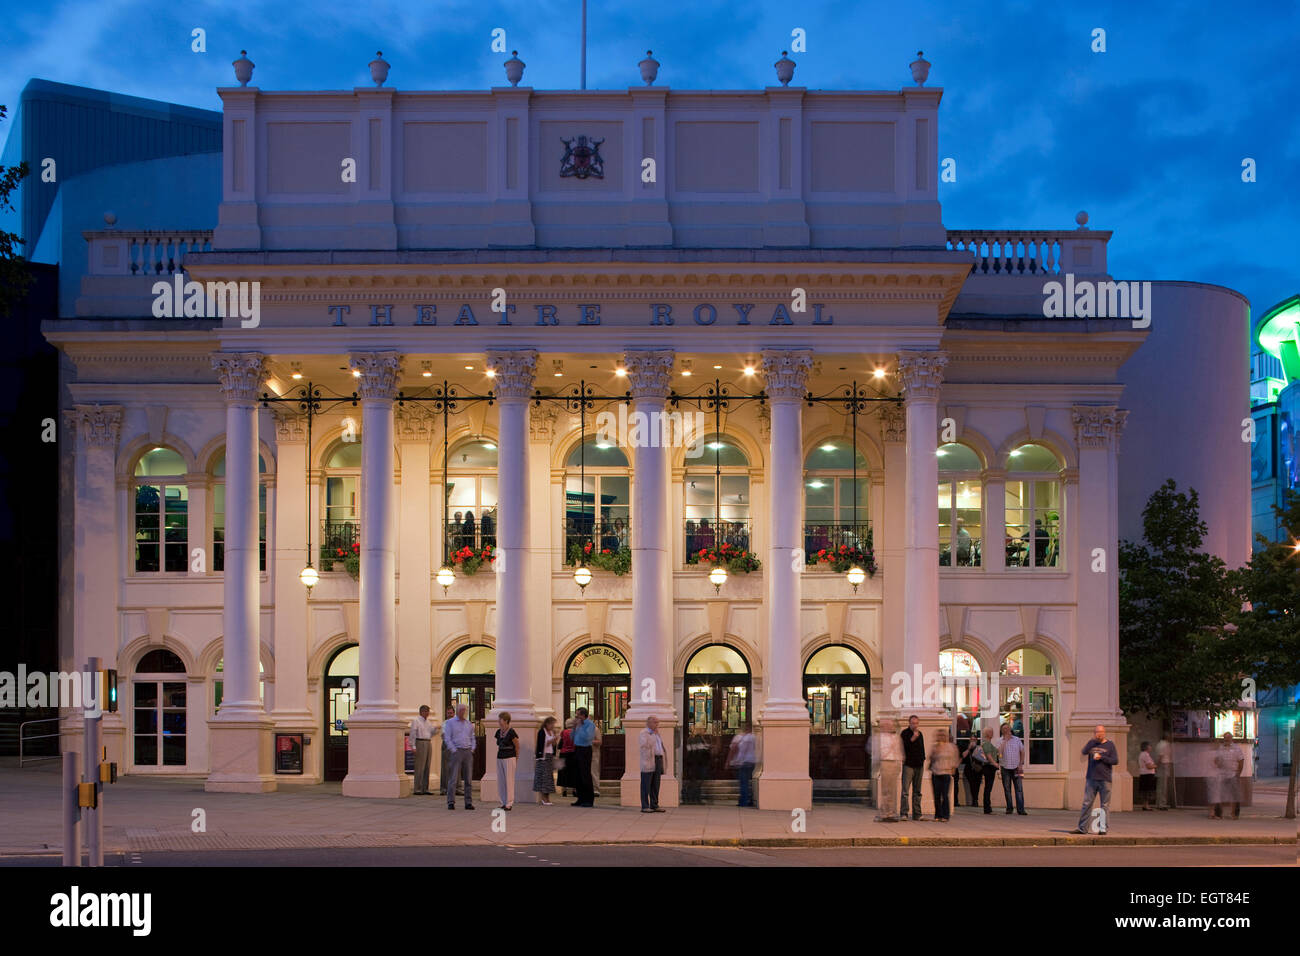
[62,751,80,867]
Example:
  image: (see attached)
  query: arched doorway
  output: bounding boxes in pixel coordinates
[132,648,188,769]
[564,644,630,781]
[323,644,358,782]
[804,645,870,780]
[682,644,751,784]
[446,644,495,781]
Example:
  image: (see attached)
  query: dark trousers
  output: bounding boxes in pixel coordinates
[574,745,594,804]
[964,766,982,806]
[641,755,663,809]
[1001,767,1025,813]
[737,761,755,807]
[980,765,998,811]
[931,773,952,819]
[901,764,923,819]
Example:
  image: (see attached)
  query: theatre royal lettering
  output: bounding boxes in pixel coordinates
[324,301,838,327]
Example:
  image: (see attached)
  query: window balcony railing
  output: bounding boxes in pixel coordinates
[803,523,874,570]
[684,519,752,565]
[564,518,631,572]
[445,511,497,558]
[320,519,359,570]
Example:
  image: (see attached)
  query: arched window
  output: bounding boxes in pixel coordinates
[322,439,361,568]
[1005,443,1062,568]
[212,452,267,572]
[134,446,189,572]
[684,434,750,564]
[132,648,186,767]
[445,438,498,558]
[564,438,630,565]
[937,442,982,568]
[999,646,1057,766]
[803,440,870,557]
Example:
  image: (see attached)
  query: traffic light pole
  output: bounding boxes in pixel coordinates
[62,750,80,866]
[83,656,103,867]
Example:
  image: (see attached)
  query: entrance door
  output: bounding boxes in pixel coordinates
[448,682,494,779]
[323,644,359,782]
[804,645,870,779]
[563,644,631,780]
[683,644,752,782]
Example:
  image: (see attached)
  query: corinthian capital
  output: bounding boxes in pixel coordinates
[896,351,948,401]
[212,352,268,404]
[1072,405,1129,449]
[486,349,538,400]
[760,349,813,400]
[350,352,404,401]
[624,350,675,401]
[65,404,124,449]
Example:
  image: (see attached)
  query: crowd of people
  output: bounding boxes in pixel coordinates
[409,708,1249,830]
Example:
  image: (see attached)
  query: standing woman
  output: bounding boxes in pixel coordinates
[494,712,519,810]
[534,716,559,806]
[557,717,577,796]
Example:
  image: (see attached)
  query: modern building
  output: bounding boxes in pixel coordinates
[44,52,1252,811]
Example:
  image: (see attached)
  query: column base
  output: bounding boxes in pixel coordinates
[754,717,811,811]
[341,714,412,799]
[206,716,277,793]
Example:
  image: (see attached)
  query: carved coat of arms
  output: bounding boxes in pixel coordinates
[560,135,605,179]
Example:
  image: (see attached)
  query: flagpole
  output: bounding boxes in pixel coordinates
[581,0,587,89]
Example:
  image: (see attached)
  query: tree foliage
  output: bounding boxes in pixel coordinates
[0,104,31,317]
[1118,480,1240,727]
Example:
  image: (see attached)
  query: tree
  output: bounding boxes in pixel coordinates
[0,104,31,316]
[1232,489,1300,819]
[1119,480,1241,729]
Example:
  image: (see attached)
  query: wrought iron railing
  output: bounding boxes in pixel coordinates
[564,518,631,567]
[684,519,752,564]
[320,519,359,569]
[445,511,497,558]
[802,522,873,561]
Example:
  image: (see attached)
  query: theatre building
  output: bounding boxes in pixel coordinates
[47,52,1249,811]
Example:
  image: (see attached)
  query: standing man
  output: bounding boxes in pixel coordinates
[1154,732,1175,810]
[590,719,603,798]
[1075,724,1118,834]
[979,726,1000,813]
[998,722,1028,815]
[730,723,757,808]
[571,707,596,807]
[638,715,667,813]
[873,717,903,822]
[444,703,476,810]
[440,704,456,797]
[900,715,926,821]
[409,705,436,795]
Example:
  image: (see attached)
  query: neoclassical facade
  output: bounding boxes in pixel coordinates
[48,66,1216,814]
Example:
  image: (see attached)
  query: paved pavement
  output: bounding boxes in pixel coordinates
[2,763,1294,856]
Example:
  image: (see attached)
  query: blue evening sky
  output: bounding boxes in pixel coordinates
[2,0,1296,320]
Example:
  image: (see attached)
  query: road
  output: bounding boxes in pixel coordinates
[1,843,1291,867]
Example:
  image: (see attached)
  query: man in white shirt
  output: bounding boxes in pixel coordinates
[409,705,436,795]
[638,715,668,812]
[873,717,903,822]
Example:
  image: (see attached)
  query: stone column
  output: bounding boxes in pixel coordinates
[268,411,317,778]
[1069,405,1131,810]
[483,350,540,802]
[207,353,276,792]
[756,348,813,810]
[64,405,125,766]
[620,349,679,807]
[894,350,948,817]
[878,403,908,690]
[342,351,411,798]
[396,409,435,780]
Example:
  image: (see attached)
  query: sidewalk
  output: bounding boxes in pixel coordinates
[2,764,1294,855]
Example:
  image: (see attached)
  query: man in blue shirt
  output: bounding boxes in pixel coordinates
[1075,724,1119,834]
[443,703,477,809]
[571,707,597,806]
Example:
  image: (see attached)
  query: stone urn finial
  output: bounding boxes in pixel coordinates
[639,50,660,85]
[774,51,796,87]
[103,212,117,229]
[504,50,525,87]
[910,50,931,86]
[1075,210,1090,230]
[369,51,391,86]
[233,50,254,87]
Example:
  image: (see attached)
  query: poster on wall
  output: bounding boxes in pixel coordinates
[275,733,304,774]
